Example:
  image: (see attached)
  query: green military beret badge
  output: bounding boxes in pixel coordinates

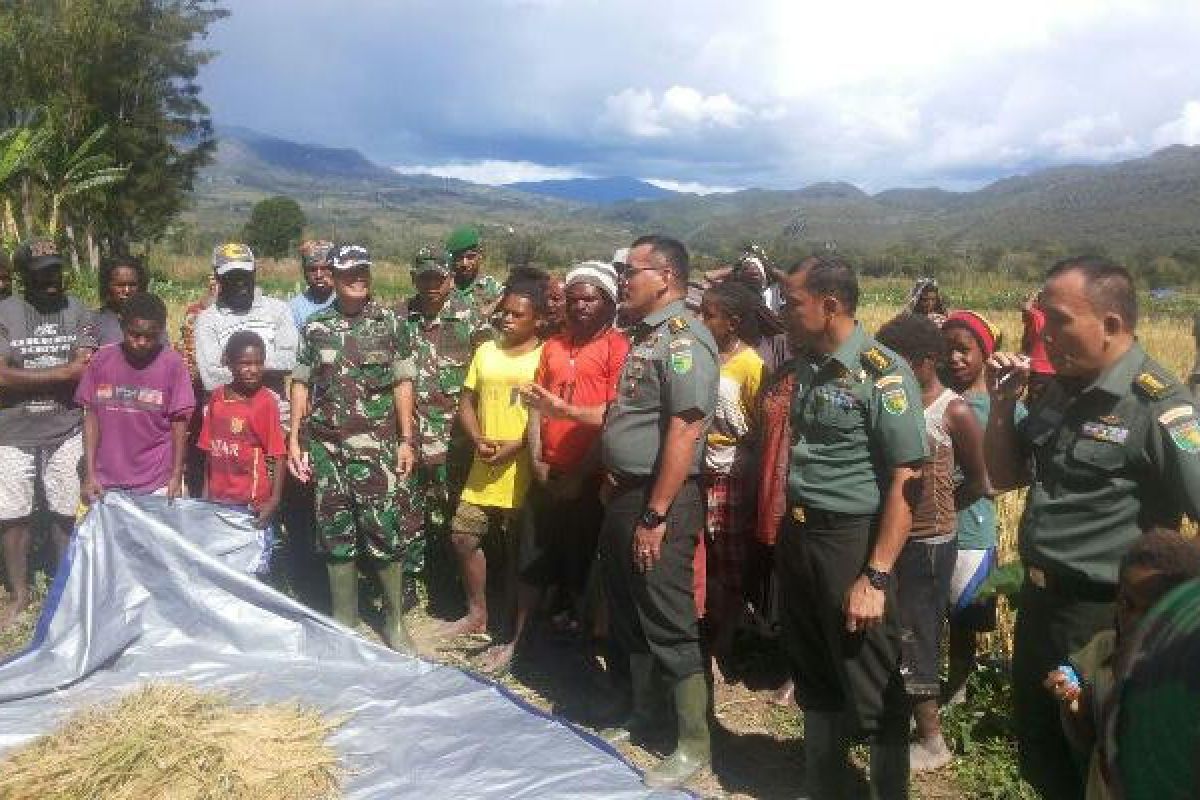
[882,388,909,415]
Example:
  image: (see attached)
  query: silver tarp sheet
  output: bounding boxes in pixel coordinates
[0,492,687,798]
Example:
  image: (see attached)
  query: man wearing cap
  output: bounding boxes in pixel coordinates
[477,260,628,674]
[985,257,1200,800]
[445,226,502,316]
[598,235,719,788]
[403,246,492,607]
[194,243,298,415]
[778,255,927,799]
[0,239,97,630]
[289,244,422,652]
[290,240,336,330]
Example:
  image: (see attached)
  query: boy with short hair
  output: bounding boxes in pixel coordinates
[199,331,287,528]
[77,292,194,502]
[1045,530,1200,800]
[440,282,544,639]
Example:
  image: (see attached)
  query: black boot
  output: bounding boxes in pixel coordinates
[803,710,850,799]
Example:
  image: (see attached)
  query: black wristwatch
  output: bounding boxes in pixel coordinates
[863,565,891,590]
[639,508,668,528]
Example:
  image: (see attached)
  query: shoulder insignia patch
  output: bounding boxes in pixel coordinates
[670,349,693,375]
[1159,406,1195,426]
[1167,417,1200,453]
[861,347,893,375]
[874,374,904,390]
[882,388,909,415]
[668,316,690,334]
[1135,371,1170,399]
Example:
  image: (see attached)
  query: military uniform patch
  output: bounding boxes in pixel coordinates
[1168,418,1200,453]
[1159,406,1194,426]
[670,349,693,374]
[874,374,904,390]
[1135,372,1170,399]
[882,388,908,415]
[862,347,893,374]
[668,316,690,334]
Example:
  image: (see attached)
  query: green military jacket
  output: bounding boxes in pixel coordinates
[404,291,493,463]
[293,299,415,441]
[601,299,719,478]
[1017,342,1200,586]
[787,322,928,515]
[456,274,503,315]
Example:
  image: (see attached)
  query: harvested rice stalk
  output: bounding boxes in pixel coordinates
[0,683,342,800]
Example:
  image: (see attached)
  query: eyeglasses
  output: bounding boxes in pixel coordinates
[618,266,666,282]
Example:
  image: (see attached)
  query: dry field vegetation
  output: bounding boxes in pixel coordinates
[1,260,1197,799]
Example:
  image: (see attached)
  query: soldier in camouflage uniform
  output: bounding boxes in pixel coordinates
[288,244,421,653]
[446,225,503,316]
[403,247,493,589]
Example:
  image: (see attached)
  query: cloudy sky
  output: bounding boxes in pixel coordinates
[200,0,1200,193]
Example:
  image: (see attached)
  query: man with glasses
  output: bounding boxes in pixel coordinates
[598,235,719,788]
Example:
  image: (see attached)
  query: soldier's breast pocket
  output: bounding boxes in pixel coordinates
[811,387,863,441]
[1067,435,1126,477]
[618,355,657,407]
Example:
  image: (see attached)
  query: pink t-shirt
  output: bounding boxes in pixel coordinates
[75,344,195,493]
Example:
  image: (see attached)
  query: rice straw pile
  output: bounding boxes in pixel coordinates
[0,684,343,800]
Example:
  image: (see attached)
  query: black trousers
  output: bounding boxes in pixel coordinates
[517,477,602,591]
[1012,581,1114,800]
[600,480,703,682]
[777,510,908,738]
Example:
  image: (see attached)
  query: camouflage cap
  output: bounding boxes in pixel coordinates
[445,225,482,257]
[212,242,255,275]
[331,244,372,271]
[13,238,65,272]
[299,239,336,268]
[412,245,449,275]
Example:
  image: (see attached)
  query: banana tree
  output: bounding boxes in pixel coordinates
[0,123,52,242]
[37,124,127,237]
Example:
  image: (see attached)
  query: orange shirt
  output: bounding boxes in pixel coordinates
[537,328,629,470]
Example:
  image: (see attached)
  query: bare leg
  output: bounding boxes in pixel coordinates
[479,581,542,674]
[439,532,488,637]
[0,519,33,631]
[945,625,976,706]
[48,513,73,571]
[910,696,953,771]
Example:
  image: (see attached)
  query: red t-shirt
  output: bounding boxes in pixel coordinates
[198,386,287,505]
[536,327,629,470]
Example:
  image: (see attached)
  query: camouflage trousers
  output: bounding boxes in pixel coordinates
[309,433,422,562]
[405,434,473,575]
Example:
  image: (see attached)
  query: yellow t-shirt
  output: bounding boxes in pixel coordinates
[705,345,766,472]
[460,340,543,509]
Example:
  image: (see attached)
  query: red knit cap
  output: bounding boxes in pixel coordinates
[944,310,1000,358]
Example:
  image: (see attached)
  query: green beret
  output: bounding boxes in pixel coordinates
[445,226,482,256]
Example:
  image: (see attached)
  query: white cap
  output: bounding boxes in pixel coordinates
[212,242,255,275]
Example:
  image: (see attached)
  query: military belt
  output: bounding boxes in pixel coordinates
[786,505,874,529]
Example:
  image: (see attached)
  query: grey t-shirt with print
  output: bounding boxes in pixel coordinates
[0,294,97,447]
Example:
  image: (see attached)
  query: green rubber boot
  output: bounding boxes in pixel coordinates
[327,560,360,630]
[644,672,712,788]
[377,561,416,655]
[600,653,661,745]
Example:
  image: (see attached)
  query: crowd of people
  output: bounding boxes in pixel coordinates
[0,231,1199,798]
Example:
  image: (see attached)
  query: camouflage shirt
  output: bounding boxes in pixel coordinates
[293,300,415,441]
[404,291,493,463]
[456,273,503,315]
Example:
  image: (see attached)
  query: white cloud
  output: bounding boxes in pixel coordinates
[644,178,740,195]
[600,85,751,139]
[393,161,587,185]
[1153,100,1200,147]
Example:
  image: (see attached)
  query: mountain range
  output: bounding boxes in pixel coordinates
[187,127,1200,259]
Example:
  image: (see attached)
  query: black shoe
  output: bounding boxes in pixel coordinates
[403,581,419,612]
